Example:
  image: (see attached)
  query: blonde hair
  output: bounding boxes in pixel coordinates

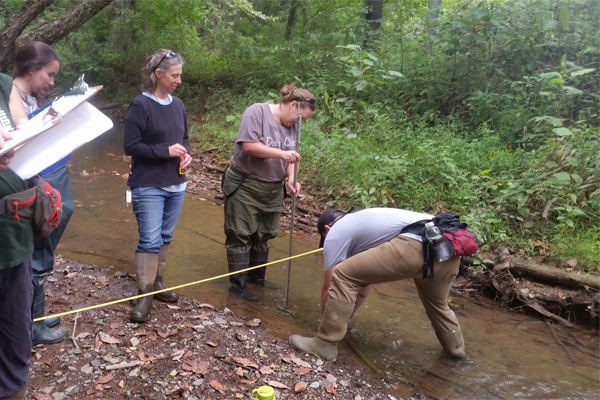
[279,84,315,110]
[140,49,184,92]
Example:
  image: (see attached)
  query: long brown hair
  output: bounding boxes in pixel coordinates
[13,41,61,79]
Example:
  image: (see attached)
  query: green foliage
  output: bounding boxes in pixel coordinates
[39,0,600,268]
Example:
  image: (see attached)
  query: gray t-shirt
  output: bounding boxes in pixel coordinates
[323,208,433,271]
[230,103,297,182]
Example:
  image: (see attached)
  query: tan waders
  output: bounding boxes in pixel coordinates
[153,243,179,303]
[436,326,466,358]
[288,297,354,361]
[130,252,158,323]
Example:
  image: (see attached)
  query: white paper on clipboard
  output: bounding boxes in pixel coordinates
[0,86,103,156]
[8,102,113,179]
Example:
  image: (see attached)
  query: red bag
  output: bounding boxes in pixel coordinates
[0,175,62,237]
[443,229,479,257]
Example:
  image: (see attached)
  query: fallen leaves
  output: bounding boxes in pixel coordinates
[210,379,223,392]
[259,366,274,375]
[182,360,209,376]
[294,383,307,393]
[231,357,258,369]
[293,366,311,376]
[267,380,290,390]
[326,381,337,395]
[99,333,119,344]
[171,349,185,361]
[95,373,114,385]
[290,354,312,369]
[154,329,170,339]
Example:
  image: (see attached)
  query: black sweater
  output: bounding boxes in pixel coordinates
[124,95,190,188]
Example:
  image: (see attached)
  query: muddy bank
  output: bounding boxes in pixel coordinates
[29,256,410,400]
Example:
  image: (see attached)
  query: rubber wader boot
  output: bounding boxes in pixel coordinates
[227,252,260,302]
[32,284,68,345]
[153,243,179,303]
[130,252,159,323]
[0,385,26,399]
[44,316,60,328]
[248,250,280,290]
[289,297,354,361]
[435,326,466,358]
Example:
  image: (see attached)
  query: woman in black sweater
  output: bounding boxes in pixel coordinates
[124,49,191,323]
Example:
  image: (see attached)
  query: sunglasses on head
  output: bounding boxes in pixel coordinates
[152,51,177,73]
[296,98,316,111]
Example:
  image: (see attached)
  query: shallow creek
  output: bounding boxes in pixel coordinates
[58,125,599,399]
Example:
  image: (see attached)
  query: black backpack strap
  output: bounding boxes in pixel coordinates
[422,241,435,281]
[221,165,247,199]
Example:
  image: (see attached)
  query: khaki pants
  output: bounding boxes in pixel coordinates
[330,236,461,334]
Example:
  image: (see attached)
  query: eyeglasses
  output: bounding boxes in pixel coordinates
[296,98,316,111]
[152,51,177,73]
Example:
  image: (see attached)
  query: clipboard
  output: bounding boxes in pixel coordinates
[8,101,113,179]
[0,85,103,156]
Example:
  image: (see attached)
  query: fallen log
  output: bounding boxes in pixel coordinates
[507,259,600,290]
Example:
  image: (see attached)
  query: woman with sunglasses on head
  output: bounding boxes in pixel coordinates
[12,41,72,346]
[124,49,191,323]
[223,84,315,301]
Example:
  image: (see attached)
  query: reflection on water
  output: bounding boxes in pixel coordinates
[60,124,600,399]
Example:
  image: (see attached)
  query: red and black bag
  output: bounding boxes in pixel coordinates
[442,229,479,257]
[400,212,479,281]
[0,175,62,237]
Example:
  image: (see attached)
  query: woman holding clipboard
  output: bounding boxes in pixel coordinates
[124,49,191,323]
[12,41,72,345]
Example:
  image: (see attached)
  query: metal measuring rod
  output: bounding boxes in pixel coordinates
[283,102,303,313]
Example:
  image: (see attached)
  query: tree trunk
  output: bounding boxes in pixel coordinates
[16,0,114,49]
[506,259,600,290]
[365,0,384,31]
[0,0,55,71]
[427,0,442,20]
[284,0,298,41]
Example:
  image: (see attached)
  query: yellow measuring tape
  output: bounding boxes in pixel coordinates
[34,248,323,322]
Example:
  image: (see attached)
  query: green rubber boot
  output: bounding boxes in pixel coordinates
[289,297,354,361]
[32,284,68,346]
[130,252,159,323]
[153,243,179,303]
[248,249,280,290]
[227,252,260,302]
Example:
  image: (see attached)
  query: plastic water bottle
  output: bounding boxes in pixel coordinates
[252,385,276,400]
[425,222,452,262]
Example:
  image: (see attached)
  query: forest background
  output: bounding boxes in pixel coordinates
[1,0,598,271]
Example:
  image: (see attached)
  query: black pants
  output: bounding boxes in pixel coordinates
[0,257,33,397]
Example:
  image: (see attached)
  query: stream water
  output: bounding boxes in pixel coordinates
[58,124,599,399]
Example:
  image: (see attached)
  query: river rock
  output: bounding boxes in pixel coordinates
[52,392,66,400]
[80,364,93,374]
[65,385,80,395]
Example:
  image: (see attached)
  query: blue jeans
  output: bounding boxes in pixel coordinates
[132,187,185,253]
[32,164,74,286]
